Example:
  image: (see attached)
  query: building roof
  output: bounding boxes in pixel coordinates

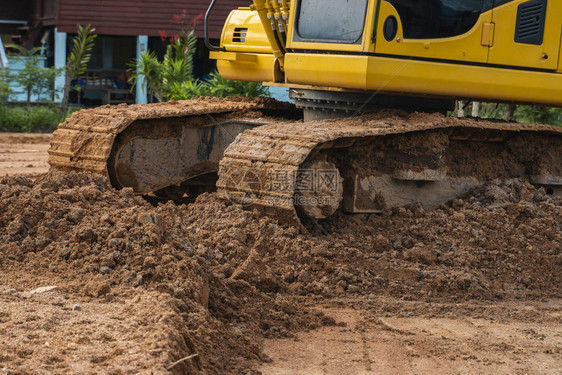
[56,0,251,38]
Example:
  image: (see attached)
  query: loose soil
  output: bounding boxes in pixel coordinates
[0,133,561,374]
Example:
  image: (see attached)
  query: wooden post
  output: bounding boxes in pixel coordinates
[457,101,465,117]
[472,102,480,118]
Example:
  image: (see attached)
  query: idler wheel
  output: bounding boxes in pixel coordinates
[294,159,343,220]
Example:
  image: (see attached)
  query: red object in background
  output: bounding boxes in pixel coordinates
[192,13,205,29]
[55,0,251,38]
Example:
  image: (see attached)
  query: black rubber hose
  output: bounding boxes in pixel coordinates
[280,30,287,47]
[270,19,286,54]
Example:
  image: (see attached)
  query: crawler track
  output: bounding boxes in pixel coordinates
[48,98,295,194]
[217,112,562,223]
[48,98,562,226]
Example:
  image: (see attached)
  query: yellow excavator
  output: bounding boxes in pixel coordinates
[49,0,562,224]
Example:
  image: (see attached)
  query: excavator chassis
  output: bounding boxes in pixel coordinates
[48,98,562,226]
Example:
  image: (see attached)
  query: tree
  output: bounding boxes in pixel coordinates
[60,24,97,114]
[8,45,47,106]
[6,45,62,106]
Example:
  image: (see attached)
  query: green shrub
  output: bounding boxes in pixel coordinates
[0,106,68,132]
[129,30,198,102]
[478,102,562,127]
[167,72,270,100]
[0,71,11,105]
[202,72,270,98]
[129,29,269,102]
[515,106,562,126]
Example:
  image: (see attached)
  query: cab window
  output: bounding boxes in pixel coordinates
[295,0,369,43]
[386,0,488,39]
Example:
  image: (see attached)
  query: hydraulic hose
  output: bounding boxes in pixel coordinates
[269,0,287,48]
[252,0,285,67]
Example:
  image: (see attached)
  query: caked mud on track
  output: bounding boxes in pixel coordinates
[48,98,298,197]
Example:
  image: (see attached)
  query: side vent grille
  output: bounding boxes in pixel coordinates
[233,27,248,43]
[515,0,547,45]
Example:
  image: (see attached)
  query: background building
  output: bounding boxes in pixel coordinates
[0,0,250,104]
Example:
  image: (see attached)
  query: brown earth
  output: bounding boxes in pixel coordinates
[0,133,51,178]
[261,298,562,375]
[0,133,561,374]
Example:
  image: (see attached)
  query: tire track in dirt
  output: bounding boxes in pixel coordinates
[261,299,562,374]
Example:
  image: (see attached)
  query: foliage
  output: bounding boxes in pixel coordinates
[60,24,97,114]
[6,45,62,106]
[167,71,270,100]
[478,102,562,127]
[35,66,62,101]
[128,29,198,102]
[515,106,562,126]
[0,70,11,105]
[67,25,97,78]
[0,105,72,132]
[199,72,270,98]
[128,29,269,101]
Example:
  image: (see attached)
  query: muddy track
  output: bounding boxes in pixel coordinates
[218,111,562,222]
[48,97,292,179]
[48,98,562,225]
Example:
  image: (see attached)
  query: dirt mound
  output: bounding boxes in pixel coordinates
[202,178,560,302]
[0,172,330,374]
[1,171,561,373]
[317,179,562,300]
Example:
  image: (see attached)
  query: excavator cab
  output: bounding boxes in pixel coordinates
[376,0,561,69]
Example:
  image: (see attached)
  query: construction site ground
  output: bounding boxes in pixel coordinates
[0,132,561,374]
[0,133,50,177]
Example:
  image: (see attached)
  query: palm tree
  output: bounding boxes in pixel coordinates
[128,30,197,102]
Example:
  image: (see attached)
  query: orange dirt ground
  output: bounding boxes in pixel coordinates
[0,133,560,374]
[0,133,51,178]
